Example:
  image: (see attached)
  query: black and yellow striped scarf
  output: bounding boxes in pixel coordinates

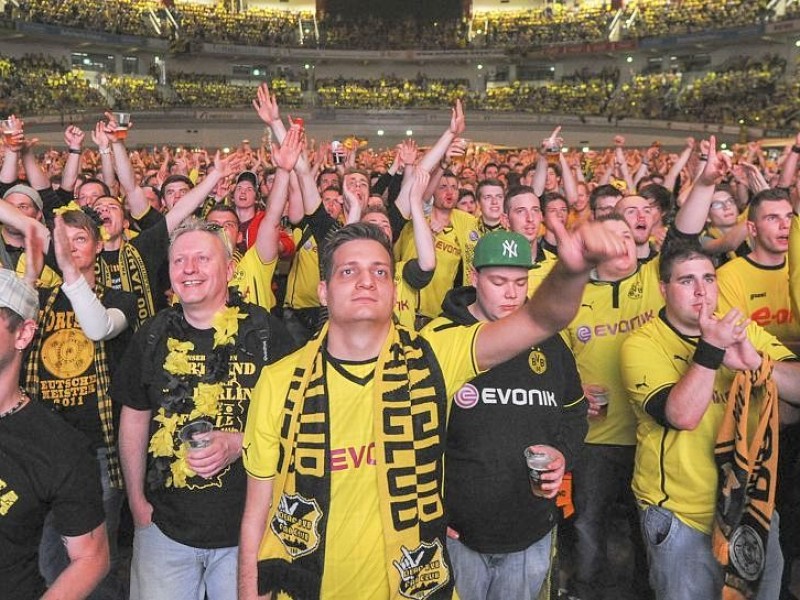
[257,322,454,600]
[98,242,154,326]
[25,284,123,489]
[712,355,779,599]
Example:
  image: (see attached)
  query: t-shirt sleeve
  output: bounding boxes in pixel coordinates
[715,263,744,316]
[421,322,484,399]
[620,331,677,416]
[306,203,337,254]
[242,356,296,480]
[51,432,105,537]
[402,259,434,290]
[749,322,797,362]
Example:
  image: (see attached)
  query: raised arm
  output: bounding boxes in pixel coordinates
[0,116,24,185]
[254,126,302,263]
[674,136,731,235]
[418,99,465,174]
[92,120,117,195]
[20,139,50,191]
[164,152,243,233]
[778,132,800,190]
[253,82,288,144]
[664,137,695,192]
[60,125,85,195]
[558,151,578,206]
[407,168,435,272]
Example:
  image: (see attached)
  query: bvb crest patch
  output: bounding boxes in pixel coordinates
[528,349,547,374]
[628,279,643,299]
[392,539,450,599]
[270,493,322,558]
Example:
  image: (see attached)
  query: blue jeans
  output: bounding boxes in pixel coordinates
[639,505,783,600]
[130,522,238,600]
[39,447,125,600]
[572,444,649,600]
[447,529,554,600]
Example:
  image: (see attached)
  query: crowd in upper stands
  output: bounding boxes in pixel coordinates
[7,0,794,51]
[2,50,797,131]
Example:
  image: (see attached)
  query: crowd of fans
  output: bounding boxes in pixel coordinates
[7,0,797,51]
[4,50,800,131]
[0,54,104,116]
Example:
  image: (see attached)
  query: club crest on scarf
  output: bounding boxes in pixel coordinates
[392,539,450,600]
[270,492,323,558]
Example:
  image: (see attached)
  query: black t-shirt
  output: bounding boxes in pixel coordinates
[34,286,137,448]
[112,303,295,548]
[0,400,104,600]
[438,287,588,553]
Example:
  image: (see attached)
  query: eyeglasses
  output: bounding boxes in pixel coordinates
[710,199,734,210]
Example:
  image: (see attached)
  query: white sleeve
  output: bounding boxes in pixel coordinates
[61,276,129,341]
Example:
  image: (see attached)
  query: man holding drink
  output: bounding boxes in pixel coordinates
[426,230,588,600]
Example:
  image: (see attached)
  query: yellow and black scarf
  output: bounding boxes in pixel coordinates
[257,322,454,600]
[712,355,779,599]
[98,242,154,326]
[25,284,123,488]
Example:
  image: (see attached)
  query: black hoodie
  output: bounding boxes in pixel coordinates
[435,286,587,553]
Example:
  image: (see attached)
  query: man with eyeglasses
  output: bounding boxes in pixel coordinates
[589,184,624,220]
[699,184,749,267]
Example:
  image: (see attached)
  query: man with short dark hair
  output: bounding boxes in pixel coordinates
[717,188,800,349]
[589,184,624,219]
[239,213,626,599]
[621,241,800,600]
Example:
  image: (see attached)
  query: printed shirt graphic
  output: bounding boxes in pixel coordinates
[621,315,794,534]
[115,308,295,548]
[562,259,663,445]
[244,323,482,599]
[717,255,800,345]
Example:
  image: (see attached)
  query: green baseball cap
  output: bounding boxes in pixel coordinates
[472,231,533,270]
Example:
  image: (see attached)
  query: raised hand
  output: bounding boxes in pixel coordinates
[397,139,418,167]
[449,98,465,136]
[552,218,627,275]
[271,125,304,172]
[253,83,281,125]
[91,122,109,151]
[64,124,85,150]
[213,150,245,180]
[697,136,731,186]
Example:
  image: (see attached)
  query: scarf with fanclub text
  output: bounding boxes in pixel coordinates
[98,242,154,326]
[712,355,779,599]
[256,322,454,600]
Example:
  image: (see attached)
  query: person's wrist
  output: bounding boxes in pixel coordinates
[694,339,725,370]
[98,147,111,155]
[699,153,709,161]
[68,147,82,154]
[792,145,800,154]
